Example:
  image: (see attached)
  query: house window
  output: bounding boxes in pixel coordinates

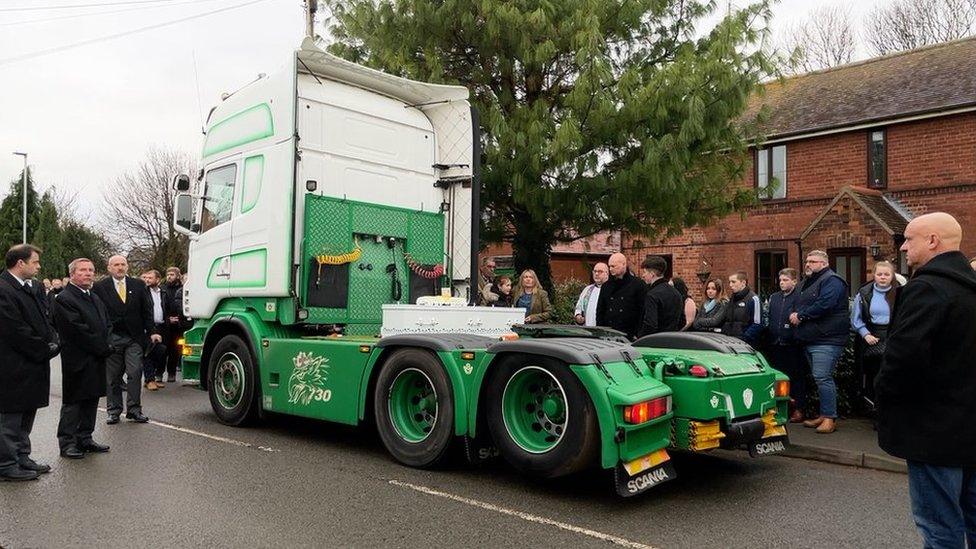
[756,145,787,200]
[828,248,866,297]
[868,129,887,189]
[755,250,787,300]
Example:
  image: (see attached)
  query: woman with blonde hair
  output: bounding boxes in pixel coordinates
[851,260,901,415]
[512,269,553,324]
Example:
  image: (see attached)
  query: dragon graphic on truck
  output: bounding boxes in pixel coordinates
[288,352,332,405]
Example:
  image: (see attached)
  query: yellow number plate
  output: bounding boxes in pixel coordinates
[622,449,670,476]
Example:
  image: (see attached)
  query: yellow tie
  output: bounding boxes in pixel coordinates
[117,280,126,303]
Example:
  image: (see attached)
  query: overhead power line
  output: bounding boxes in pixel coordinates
[0,0,194,13]
[0,0,234,28]
[0,0,271,67]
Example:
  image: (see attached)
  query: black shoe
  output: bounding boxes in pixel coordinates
[0,466,39,481]
[18,458,51,474]
[79,441,110,453]
[106,414,120,425]
[60,446,85,459]
[125,412,149,423]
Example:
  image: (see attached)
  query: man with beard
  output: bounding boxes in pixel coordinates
[595,253,646,340]
[50,258,113,459]
[0,244,60,480]
[789,250,849,435]
[160,267,189,384]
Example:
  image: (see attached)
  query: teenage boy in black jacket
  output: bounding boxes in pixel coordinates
[876,212,976,549]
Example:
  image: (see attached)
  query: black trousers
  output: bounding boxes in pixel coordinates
[143,328,167,382]
[164,325,185,378]
[57,398,99,450]
[765,344,808,409]
[0,410,37,469]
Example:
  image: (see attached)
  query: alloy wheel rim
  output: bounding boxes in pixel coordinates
[388,368,438,443]
[213,352,245,410]
[501,366,568,454]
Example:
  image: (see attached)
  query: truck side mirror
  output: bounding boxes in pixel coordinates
[173,174,191,192]
[175,193,196,232]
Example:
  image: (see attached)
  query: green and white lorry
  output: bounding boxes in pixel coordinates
[172,40,789,497]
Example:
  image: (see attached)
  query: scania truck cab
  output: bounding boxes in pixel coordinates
[172,40,678,497]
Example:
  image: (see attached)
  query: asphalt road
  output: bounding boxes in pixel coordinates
[0,359,920,548]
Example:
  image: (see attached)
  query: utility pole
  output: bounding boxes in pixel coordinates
[12,151,27,244]
[305,0,318,39]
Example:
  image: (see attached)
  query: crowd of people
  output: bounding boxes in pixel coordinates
[477,220,976,439]
[478,212,976,547]
[0,246,188,481]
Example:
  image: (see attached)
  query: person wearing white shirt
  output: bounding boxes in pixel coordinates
[573,262,609,327]
[140,270,167,391]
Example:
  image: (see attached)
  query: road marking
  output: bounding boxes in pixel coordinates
[95,406,279,453]
[388,479,657,549]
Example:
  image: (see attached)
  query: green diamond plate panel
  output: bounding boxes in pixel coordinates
[302,194,444,328]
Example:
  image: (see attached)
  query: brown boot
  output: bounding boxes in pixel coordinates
[789,410,805,423]
[803,416,824,428]
[144,381,158,391]
[816,418,836,434]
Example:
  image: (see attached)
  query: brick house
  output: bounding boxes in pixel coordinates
[482,230,622,282]
[622,37,976,300]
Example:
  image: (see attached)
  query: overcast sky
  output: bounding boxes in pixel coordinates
[0,0,886,221]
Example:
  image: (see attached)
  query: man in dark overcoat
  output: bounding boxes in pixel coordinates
[876,212,976,548]
[51,258,113,459]
[0,244,60,481]
[93,254,159,424]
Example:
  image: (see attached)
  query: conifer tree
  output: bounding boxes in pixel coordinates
[0,169,41,249]
[328,0,777,290]
[33,191,66,279]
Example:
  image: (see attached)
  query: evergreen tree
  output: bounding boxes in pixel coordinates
[61,219,111,273]
[33,191,66,279]
[0,168,40,250]
[328,0,777,290]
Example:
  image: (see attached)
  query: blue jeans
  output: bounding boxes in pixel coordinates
[907,461,976,549]
[804,344,843,418]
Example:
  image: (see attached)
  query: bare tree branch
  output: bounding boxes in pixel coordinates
[100,146,195,270]
[779,4,857,75]
[867,0,976,56]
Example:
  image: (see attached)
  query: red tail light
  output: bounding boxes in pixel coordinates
[689,364,709,378]
[624,396,672,424]
[775,380,790,398]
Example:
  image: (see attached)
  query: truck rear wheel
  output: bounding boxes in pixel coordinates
[485,356,599,478]
[374,349,454,468]
[207,335,261,426]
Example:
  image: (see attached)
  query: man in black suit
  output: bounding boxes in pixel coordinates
[93,255,160,424]
[51,258,113,459]
[0,244,60,481]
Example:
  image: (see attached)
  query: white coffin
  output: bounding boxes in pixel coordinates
[381,304,526,337]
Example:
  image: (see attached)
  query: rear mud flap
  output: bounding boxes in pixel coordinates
[613,460,676,497]
[748,435,789,458]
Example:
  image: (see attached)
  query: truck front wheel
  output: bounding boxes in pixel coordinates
[485,356,600,478]
[207,334,261,426]
[374,349,455,468]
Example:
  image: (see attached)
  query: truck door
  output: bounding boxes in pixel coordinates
[187,161,239,316]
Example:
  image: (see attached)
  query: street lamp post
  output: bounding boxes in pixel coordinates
[12,152,27,244]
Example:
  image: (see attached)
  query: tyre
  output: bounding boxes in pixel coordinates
[207,334,261,426]
[485,356,600,478]
[374,348,455,468]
